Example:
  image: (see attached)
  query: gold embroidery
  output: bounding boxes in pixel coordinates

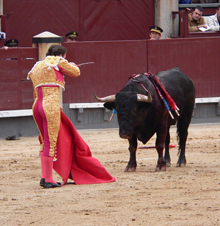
[28,55,80,157]
[28,56,80,89]
[28,61,64,89]
[45,56,60,67]
[42,87,60,157]
[58,59,80,77]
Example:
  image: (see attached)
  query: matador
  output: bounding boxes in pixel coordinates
[27,45,80,188]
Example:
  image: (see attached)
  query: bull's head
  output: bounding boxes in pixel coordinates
[94,92,152,140]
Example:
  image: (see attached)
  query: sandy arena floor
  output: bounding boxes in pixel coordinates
[0,123,220,226]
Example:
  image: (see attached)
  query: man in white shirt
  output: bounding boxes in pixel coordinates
[207,5,220,31]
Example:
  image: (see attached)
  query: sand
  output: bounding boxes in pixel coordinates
[0,123,220,226]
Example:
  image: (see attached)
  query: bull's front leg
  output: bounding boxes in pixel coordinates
[164,128,171,167]
[155,127,167,171]
[124,134,137,172]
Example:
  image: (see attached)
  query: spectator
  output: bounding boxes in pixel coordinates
[149,26,163,40]
[2,39,18,50]
[65,31,78,42]
[188,6,207,32]
[191,0,218,3]
[0,31,6,39]
[207,5,220,31]
[179,0,192,3]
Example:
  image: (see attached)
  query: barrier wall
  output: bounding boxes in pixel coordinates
[0,47,38,110]
[1,38,218,111]
[147,37,220,98]
[3,0,154,47]
[0,38,220,137]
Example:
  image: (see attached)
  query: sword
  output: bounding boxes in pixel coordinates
[77,62,95,67]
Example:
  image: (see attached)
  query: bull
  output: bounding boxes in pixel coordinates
[94,67,195,171]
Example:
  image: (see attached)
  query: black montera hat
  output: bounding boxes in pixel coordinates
[4,39,19,47]
[150,26,163,34]
[65,31,78,39]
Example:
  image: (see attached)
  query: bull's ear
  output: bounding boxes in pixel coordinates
[104,102,115,110]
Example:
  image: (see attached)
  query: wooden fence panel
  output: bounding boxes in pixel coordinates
[3,0,80,47]
[1,37,220,111]
[63,40,148,103]
[0,48,38,110]
[3,0,154,47]
[147,37,220,98]
[81,0,154,41]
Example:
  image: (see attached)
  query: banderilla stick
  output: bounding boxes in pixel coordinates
[138,144,177,149]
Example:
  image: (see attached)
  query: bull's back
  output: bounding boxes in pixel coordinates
[156,67,195,106]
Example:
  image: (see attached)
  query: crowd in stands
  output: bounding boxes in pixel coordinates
[0,3,219,47]
[180,0,219,3]
[188,5,220,32]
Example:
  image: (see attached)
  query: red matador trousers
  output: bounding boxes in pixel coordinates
[32,86,60,158]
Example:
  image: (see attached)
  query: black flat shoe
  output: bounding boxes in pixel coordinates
[40,178,61,187]
[40,178,45,186]
[43,182,61,189]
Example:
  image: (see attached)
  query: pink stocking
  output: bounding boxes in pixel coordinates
[42,155,56,184]
[40,152,45,179]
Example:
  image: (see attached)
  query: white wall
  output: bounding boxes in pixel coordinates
[154,0,179,39]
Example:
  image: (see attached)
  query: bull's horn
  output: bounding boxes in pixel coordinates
[137,93,152,103]
[93,92,116,102]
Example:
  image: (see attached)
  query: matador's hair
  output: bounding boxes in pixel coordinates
[46,45,67,57]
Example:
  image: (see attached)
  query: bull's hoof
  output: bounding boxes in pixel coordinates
[165,162,171,167]
[164,157,170,166]
[176,162,186,167]
[155,160,167,171]
[124,166,136,172]
[155,165,166,171]
[177,157,186,167]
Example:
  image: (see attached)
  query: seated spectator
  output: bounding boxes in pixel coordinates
[179,0,192,3]
[191,0,218,3]
[188,6,207,32]
[65,31,78,42]
[2,39,18,50]
[207,5,220,31]
[0,31,6,39]
[149,26,163,40]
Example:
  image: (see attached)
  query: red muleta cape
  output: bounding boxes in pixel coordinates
[52,111,115,185]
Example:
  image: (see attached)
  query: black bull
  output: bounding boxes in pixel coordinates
[94,67,195,171]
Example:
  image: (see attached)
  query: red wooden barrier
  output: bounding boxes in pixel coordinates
[0,37,220,111]
[0,48,38,110]
[147,37,220,98]
[62,40,148,103]
[3,0,154,47]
